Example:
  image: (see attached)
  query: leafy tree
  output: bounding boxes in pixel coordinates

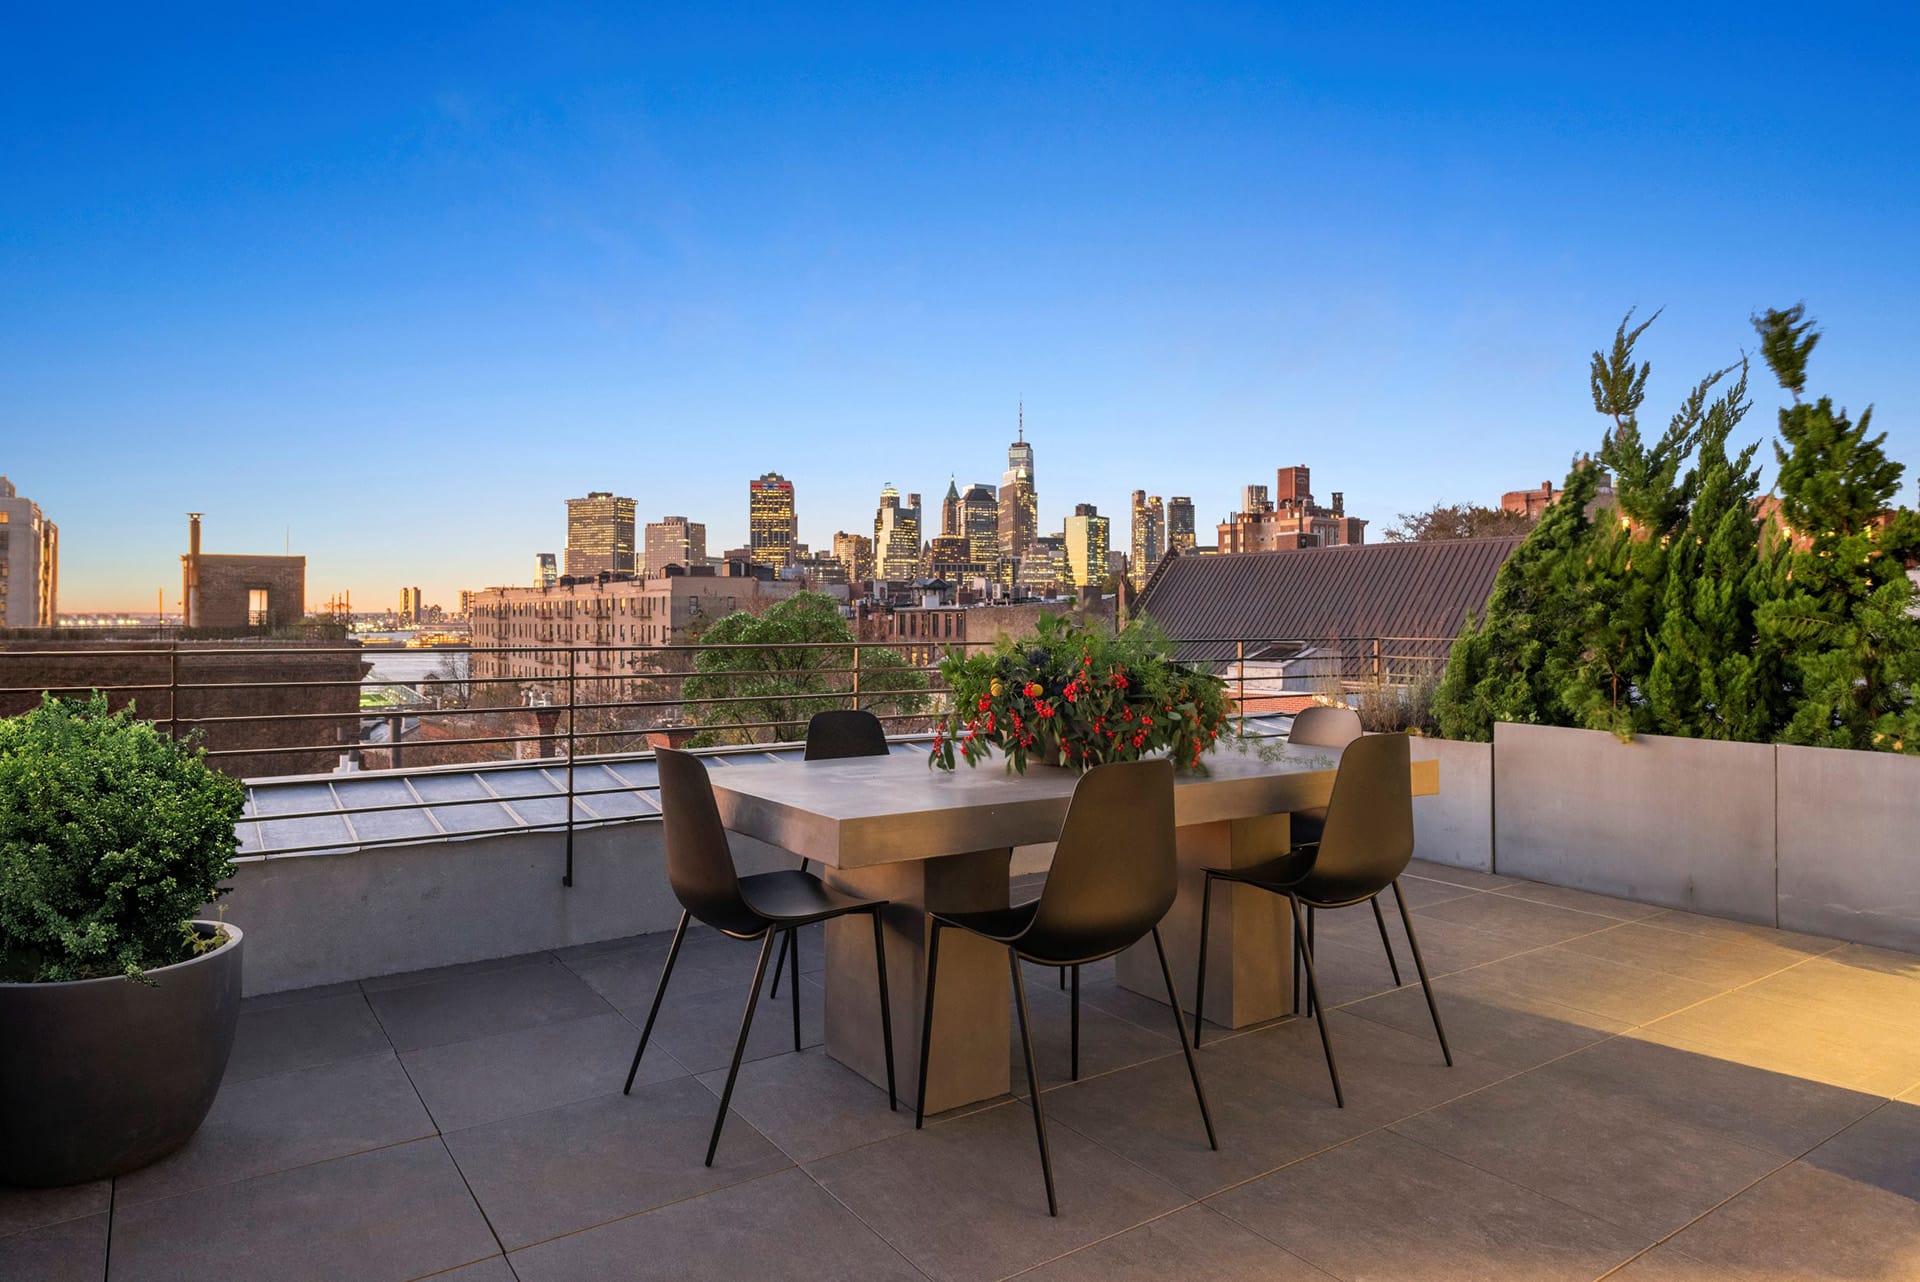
[1384,503,1535,543]
[1752,306,1920,750]
[681,592,927,745]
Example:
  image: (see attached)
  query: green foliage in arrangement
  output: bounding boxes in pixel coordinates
[931,612,1232,774]
[1435,306,1920,753]
[682,592,927,746]
[0,694,243,983]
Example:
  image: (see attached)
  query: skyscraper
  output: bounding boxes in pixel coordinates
[833,531,875,582]
[748,472,798,567]
[564,491,637,577]
[0,476,57,627]
[644,516,707,576]
[1242,484,1271,515]
[535,553,558,588]
[1167,496,1196,553]
[874,484,922,582]
[960,483,999,569]
[1130,491,1165,588]
[940,478,962,538]
[1063,503,1110,590]
[998,407,1039,580]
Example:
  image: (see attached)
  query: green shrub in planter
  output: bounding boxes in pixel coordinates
[0,693,243,983]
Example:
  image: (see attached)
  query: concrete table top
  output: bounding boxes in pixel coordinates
[709,742,1439,868]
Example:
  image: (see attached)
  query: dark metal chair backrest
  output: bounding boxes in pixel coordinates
[1310,732,1415,891]
[805,709,890,761]
[1289,704,1364,749]
[1021,758,1177,963]
[654,747,764,937]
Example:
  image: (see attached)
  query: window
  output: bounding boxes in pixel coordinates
[248,589,269,626]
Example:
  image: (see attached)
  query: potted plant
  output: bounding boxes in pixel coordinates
[931,612,1232,774]
[1,693,246,1187]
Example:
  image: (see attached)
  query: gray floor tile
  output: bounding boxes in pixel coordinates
[1404,860,1522,890]
[442,1075,790,1249]
[1344,969,1629,1070]
[1666,1160,1920,1280]
[107,1139,497,1282]
[404,1010,681,1132]
[1555,920,1820,989]
[1601,1244,1748,1281]
[645,972,827,1074]
[1204,1009,1506,1129]
[0,1178,108,1239]
[1740,953,1920,1030]
[693,1046,912,1163]
[1391,1068,1785,1238]
[1457,944,1724,1025]
[1799,1099,1920,1200]
[1540,1034,1884,1157]
[1385,876,1486,908]
[562,932,761,1010]
[1010,978,1178,1094]
[1415,892,1622,949]
[1210,1130,1648,1282]
[1015,1204,1335,1281]
[238,979,364,1013]
[509,1168,922,1281]
[360,949,556,993]
[809,1099,1190,1282]
[116,1052,435,1207]
[223,990,392,1083]
[1489,880,1667,920]
[366,956,613,1052]
[0,1212,106,1282]
[425,1259,517,1281]
[1636,910,1845,958]
[1640,989,1920,1096]
[1311,906,1539,977]
[1043,1047,1363,1198]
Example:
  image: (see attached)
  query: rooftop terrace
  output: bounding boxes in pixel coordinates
[5,861,1916,1282]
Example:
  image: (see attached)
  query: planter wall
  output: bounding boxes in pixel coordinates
[1493,723,1779,924]
[1776,743,1920,953]
[1409,737,1493,872]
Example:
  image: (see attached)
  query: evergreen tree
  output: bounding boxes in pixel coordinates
[1753,306,1920,750]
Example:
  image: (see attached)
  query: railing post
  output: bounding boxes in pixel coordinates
[851,643,861,711]
[388,713,403,769]
[167,643,180,741]
[1372,636,1383,684]
[1236,639,1247,739]
[564,645,576,888]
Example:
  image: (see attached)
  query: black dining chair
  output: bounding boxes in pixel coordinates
[1190,732,1450,1106]
[1284,704,1399,1001]
[914,758,1215,1216]
[766,709,892,1000]
[623,746,897,1166]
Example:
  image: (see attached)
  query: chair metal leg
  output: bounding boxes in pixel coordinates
[1292,908,1303,1017]
[914,919,943,1129]
[1058,966,1066,991]
[768,858,810,999]
[1288,895,1343,1107]
[1391,880,1453,1066]
[1371,896,1402,985]
[1192,871,1215,1047]
[1069,963,1080,1081]
[1305,905,1317,1016]
[705,929,778,1167]
[1009,948,1058,1217]
[1151,927,1217,1150]
[624,910,688,1094]
[788,927,803,1052]
[869,908,898,1110]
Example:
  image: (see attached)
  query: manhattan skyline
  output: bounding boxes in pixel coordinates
[7,5,1918,611]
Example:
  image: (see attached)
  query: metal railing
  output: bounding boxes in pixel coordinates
[0,633,1456,876]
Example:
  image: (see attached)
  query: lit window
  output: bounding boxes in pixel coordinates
[248,589,269,626]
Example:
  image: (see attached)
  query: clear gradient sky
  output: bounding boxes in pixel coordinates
[6,3,1918,612]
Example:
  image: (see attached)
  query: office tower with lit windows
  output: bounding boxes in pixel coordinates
[0,476,57,627]
[833,531,875,582]
[873,484,923,582]
[939,478,963,538]
[1167,496,1196,553]
[1129,491,1165,587]
[564,491,637,577]
[1242,484,1271,515]
[960,482,999,569]
[997,409,1038,574]
[748,472,798,567]
[644,516,707,577]
[535,553,558,588]
[1063,503,1110,590]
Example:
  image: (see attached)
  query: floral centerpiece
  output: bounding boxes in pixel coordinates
[930,612,1232,774]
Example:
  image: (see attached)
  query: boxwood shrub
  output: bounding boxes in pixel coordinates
[1,693,243,983]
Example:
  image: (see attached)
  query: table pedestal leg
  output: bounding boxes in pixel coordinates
[1115,815,1294,1030]
[823,849,1012,1114]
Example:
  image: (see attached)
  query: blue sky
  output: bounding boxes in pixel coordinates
[5,3,1917,610]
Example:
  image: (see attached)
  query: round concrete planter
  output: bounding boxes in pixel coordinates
[0,921,243,1187]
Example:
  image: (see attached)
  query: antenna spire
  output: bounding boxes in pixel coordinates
[1018,399,1024,442]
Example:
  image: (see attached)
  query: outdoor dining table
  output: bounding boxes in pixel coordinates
[709,742,1440,1113]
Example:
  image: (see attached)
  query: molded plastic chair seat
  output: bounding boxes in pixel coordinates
[739,869,879,926]
[915,758,1216,1216]
[1210,849,1385,909]
[1283,707,1363,853]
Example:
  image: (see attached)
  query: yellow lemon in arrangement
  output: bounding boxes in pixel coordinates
[989,679,1005,698]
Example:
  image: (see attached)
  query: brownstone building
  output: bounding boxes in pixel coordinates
[180,514,306,629]
[1216,466,1367,552]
